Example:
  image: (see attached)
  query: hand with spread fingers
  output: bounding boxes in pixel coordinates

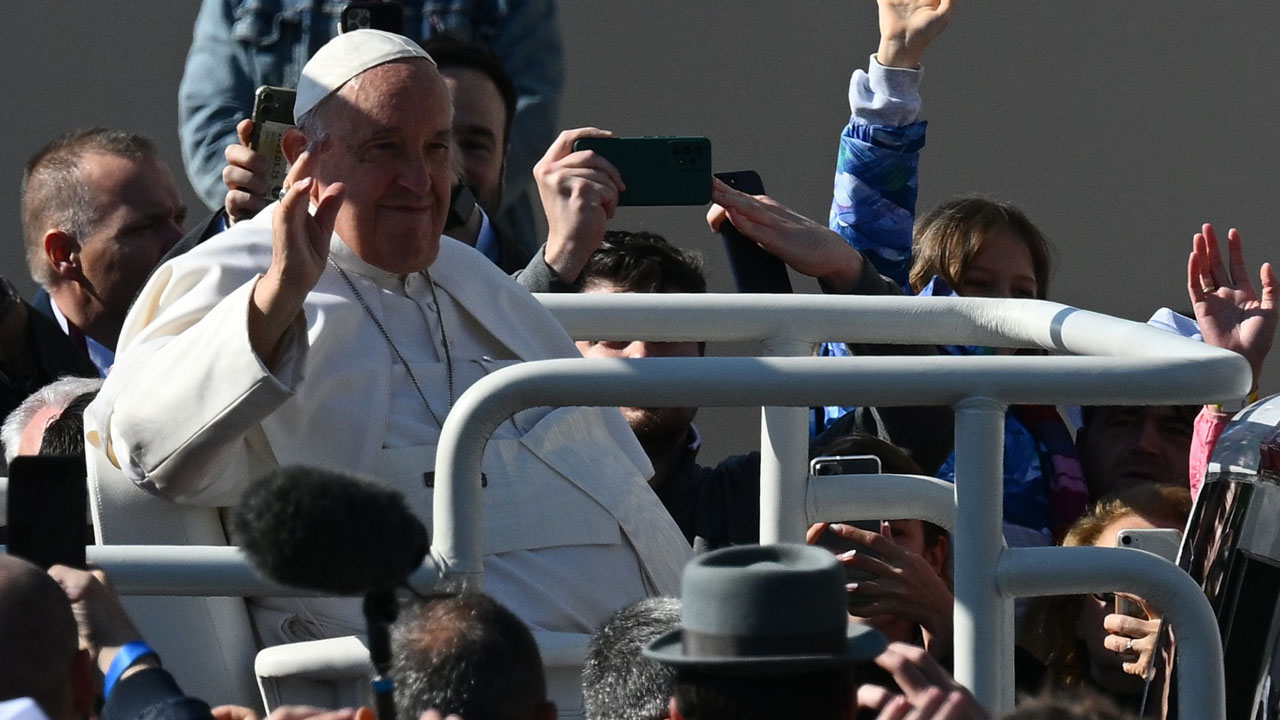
[1188,223,1277,394]
[808,521,953,657]
[876,0,955,69]
[533,127,624,285]
[223,118,273,224]
[856,642,989,720]
[708,179,866,291]
[249,149,345,364]
[1103,607,1163,682]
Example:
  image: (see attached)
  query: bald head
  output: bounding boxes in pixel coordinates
[0,555,80,718]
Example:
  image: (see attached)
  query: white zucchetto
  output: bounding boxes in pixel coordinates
[294,29,435,122]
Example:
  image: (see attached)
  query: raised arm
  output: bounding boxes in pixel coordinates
[1186,223,1276,497]
[517,127,623,291]
[831,0,952,290]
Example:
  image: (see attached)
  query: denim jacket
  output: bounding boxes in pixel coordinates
[177,0,563,223]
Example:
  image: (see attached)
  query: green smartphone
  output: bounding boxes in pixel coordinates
[572,136,712,206]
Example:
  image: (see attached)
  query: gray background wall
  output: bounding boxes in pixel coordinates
[3,3,1276,462]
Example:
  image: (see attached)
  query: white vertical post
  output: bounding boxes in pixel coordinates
[950,397,1010,714]
[758,337,814,545]
[759,405,810,544]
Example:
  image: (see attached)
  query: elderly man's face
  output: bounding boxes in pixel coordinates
[313,60,454,274]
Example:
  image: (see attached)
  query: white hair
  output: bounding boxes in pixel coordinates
[2,376,103,465]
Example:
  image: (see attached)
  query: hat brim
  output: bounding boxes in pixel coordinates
[642,623,888,675]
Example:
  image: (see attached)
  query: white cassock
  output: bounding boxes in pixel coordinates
[87,203,691,644]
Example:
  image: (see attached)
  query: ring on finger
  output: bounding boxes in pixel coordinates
[1125,638,1135,653]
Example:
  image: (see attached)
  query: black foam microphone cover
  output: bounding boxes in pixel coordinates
[231,465,429,594]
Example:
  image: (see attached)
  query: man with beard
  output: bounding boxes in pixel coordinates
[569,231,761,551]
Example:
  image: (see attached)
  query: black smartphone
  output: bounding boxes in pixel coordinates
[714,171,793,293]
[572,136,712,206]
[250,85,297,202]
[340,2,405,34]
[7,455,88,569]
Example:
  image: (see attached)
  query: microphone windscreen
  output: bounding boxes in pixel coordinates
[231,465,429,594]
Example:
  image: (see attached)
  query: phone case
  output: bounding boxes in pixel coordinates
[250,85,297,201]
[715,170,793,293]
[573,136,711,206]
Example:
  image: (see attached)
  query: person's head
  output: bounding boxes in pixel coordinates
[1076,405,1197,500]
[583,598,681,720]
[21,129,185,346]
[811,432,951,579]
[421,36,516,215]
[809,433,950,642]
[285,30,454,275]
[909,197,1051,300]
[2,377,104,464]
[38,390,97,460]
[0,556,93,720]
[645,544,885,720]
[1020,484,1191,695]
[392,592,555,720]
[575,231,707,453]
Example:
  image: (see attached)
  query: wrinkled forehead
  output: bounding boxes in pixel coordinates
[322,59,452,133]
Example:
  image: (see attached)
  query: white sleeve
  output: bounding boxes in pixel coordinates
[850,53,926,127]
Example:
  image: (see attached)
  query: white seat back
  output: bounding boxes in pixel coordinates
[86,439,261,709]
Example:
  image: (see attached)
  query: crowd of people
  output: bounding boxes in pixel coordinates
[2,0,1277,719]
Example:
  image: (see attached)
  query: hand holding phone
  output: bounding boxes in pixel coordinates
[534,128,625,283]
[571,136,711,206]
[714,171,792,293]
[223,119,272,223]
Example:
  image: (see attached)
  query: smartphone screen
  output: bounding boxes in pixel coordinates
[714,170,793,294]
[7,456,88,569]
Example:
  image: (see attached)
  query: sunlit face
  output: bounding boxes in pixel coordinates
[441,66,507,214]
[575,281,701,444]
[73,153,185,342]
[1078,406,1194,499]
[311,60,454,274]
[957,228,1038,300]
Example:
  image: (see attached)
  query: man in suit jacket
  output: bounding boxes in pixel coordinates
[89,30,688,643]
[21,129,187,377]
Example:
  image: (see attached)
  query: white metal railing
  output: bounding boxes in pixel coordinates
[430,293,1246,718]
[68,294,1245,718]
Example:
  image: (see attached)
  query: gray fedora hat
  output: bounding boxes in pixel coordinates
[643,544,886,674]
